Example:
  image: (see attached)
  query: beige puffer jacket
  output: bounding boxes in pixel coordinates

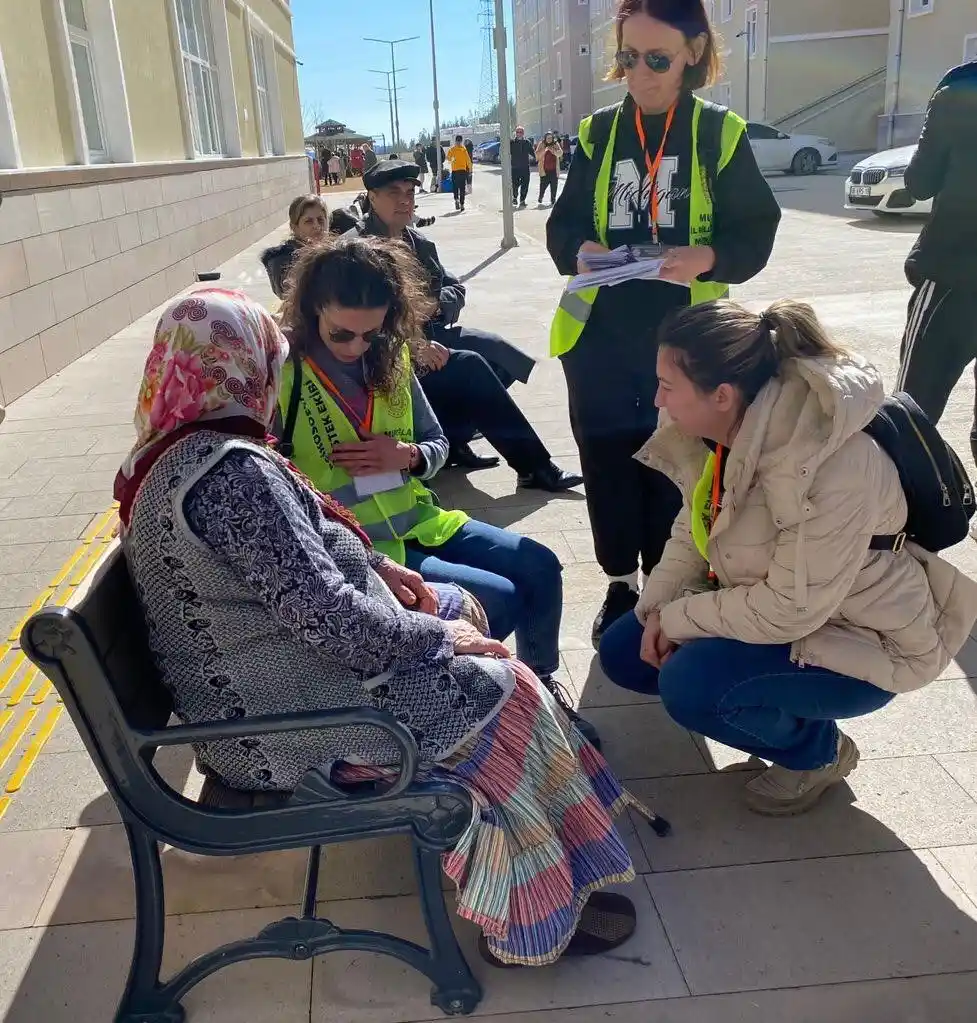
[635,354,977,694]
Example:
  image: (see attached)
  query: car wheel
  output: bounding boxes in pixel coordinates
[791,148,821,175]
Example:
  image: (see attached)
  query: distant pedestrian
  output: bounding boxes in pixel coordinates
[362,141,378,173]
[510,125,534,208]
[447,134,473,211]
[535,132,562,206]
[561,133,572,170]
[413,144,429,191]
[424,140,440,191]
[464,138,474,161]
[895,59,977,469]
[350,146,365,177]
[326,153,342,186]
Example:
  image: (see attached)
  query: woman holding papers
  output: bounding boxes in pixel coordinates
[546,0,780,648]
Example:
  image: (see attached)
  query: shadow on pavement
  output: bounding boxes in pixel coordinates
[845,214,925,234]
[459,248,507,284]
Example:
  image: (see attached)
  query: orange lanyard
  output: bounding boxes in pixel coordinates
[707,444,725,583]
[305,358,374,433]
[633,101,676,245]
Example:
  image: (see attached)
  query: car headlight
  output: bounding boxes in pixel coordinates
[887,165,909,177]
[817,139,834,146]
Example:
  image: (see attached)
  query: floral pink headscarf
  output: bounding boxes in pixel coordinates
[120,288,287,479]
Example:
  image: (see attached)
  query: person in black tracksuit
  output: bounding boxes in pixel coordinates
[894,61,977,465]
[546,0,780,646]
[510,126,534,207]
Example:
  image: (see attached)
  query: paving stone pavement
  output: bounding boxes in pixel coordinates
[0,168,976,1021]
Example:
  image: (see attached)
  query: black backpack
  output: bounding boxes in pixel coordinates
[865,392,974,553]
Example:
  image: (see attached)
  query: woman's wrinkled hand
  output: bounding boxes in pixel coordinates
[374,559,439,614]
[576,241,611,275]
[413,340,451,371]
[658,245,716,284]
[331,430,413,475]
[446,619,511,657]
[639,610,676,669]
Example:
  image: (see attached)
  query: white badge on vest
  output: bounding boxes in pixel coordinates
[354,470,405,498]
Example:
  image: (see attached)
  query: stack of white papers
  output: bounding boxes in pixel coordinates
[567,245,689,293]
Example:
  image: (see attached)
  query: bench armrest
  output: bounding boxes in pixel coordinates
[133,707,419,800]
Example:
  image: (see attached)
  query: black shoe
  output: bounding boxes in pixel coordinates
[446,442,500,471]
[518,462,584,493]
[538,674,602,751]
[591,582,638,650]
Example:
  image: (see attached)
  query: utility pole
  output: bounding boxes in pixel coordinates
[428,0,441,158]
[365,36,419,149]
[493,0,516,249]
[369,69,405,154]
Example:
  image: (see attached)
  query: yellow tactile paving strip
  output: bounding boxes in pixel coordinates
[0,504,120,822]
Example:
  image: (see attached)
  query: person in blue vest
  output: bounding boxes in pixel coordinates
[278,234,601,748]
[546,0,780,648]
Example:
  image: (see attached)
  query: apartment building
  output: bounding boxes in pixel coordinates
[883,0,977,147]
[0,0,306,404]
[512,0,594,138]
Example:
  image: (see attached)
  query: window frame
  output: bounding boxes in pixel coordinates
[63,0,109,162]
[552,0,565,43]
[173,0,225,157]
[745,4,759,59]
[907,0,934,16]
[721,0,734,23]
[964,33,977,63]
[250,29,274,156]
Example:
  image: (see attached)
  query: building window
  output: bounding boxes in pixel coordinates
[63,0,107,160]
[965,34,977,63]
[716,81,732,106]
[703,0,716,23]
[745,5,758,58]
[251,30,274,155]
[552,0,564,41]
[908,0,933,14]
[721,0,733,21]
[174,0,224,156]
[578,43,590,56]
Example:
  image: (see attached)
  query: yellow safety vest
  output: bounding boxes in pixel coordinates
[279,350,468,564]
[549,96,746,357]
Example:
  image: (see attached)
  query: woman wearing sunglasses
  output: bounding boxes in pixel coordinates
[547,0,781,649]
[278,234,602,750]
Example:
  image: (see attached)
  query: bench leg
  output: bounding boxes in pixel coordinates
[115,823,185,1023]
[413,844,483,1016]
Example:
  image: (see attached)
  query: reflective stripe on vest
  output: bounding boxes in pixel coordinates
[278,349,468,564]
[549,96,746,358]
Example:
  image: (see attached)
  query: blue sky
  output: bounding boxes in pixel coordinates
[291,0,515,145]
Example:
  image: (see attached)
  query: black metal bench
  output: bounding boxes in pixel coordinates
[21,545,482,1023]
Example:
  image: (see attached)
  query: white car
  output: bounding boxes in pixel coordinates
[746,122,838,175]
[844,145,932,216]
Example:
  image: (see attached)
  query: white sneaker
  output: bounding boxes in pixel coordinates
[744,732,859,816]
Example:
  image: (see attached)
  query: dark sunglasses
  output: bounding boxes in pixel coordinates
[327,326,388,346]
[615,48,674,74]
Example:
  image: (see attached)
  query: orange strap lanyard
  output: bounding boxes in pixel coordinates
[707,444,725,583]
[304,358,374,434]
[633,101,676,245]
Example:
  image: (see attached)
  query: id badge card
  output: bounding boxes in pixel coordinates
[631,242,666,259]
[354,470,405,498]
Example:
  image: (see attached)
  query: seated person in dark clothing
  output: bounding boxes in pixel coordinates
[260,195,329,299]
[345,159,582,492]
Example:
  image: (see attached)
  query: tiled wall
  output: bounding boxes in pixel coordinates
[0,156,308,404]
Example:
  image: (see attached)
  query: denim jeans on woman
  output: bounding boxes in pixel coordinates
[598,612,894,770]
[406,519,563,677]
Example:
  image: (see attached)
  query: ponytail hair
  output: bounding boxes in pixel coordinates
[658,299,848,405]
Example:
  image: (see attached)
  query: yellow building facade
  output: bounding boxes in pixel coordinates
[0,0,308,402]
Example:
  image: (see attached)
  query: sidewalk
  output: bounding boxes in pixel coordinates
[0,186,976,1022]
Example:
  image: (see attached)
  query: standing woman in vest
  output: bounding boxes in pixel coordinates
[279,235,602,748]
[547,0,781,647]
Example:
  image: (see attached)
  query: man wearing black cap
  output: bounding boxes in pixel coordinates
[349,160,583,491]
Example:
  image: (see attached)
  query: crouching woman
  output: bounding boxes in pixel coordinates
[599,299,977,815]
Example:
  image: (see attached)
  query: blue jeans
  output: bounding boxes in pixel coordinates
[598,612,895,770]
[406,519,563,676]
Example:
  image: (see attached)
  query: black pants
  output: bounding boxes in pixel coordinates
[897,279,977,465]
[538,171,558,205]
[452,170,469,208]
[561,329,681,578]
[512,168,530,204]
[419,349,551,474]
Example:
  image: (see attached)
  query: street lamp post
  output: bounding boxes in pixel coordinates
[493,0,516,249]
[365,36,419,149]
[427,0,441,159]
[369,69,406,155]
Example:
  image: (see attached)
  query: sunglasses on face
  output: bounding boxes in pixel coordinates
[326,326,388,346]
[615,48,675,74]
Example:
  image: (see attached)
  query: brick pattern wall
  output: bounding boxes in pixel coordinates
[0,156,308,404]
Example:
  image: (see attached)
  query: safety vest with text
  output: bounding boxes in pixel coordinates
[278,351,468,564]
[549,95,746,358]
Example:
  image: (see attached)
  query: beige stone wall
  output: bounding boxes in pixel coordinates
[769,0,890,37]
[0,156,307,404]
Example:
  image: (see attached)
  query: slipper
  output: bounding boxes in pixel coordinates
[478,891,637,968]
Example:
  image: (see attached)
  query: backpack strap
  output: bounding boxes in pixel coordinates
[278,347,304,459]
[696,99,727,202]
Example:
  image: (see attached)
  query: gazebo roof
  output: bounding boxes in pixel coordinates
[305,128,373,146]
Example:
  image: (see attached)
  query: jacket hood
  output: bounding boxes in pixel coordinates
[260,238,301,269]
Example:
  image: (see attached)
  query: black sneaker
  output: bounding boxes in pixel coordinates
[538,674,602,751]
[591,582,638,650]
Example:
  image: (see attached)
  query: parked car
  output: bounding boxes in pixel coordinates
[477,140,501,164]
[746,122,838,175]
[843,144,932,217]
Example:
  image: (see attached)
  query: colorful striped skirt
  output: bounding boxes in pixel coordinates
[339,659,642,966]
